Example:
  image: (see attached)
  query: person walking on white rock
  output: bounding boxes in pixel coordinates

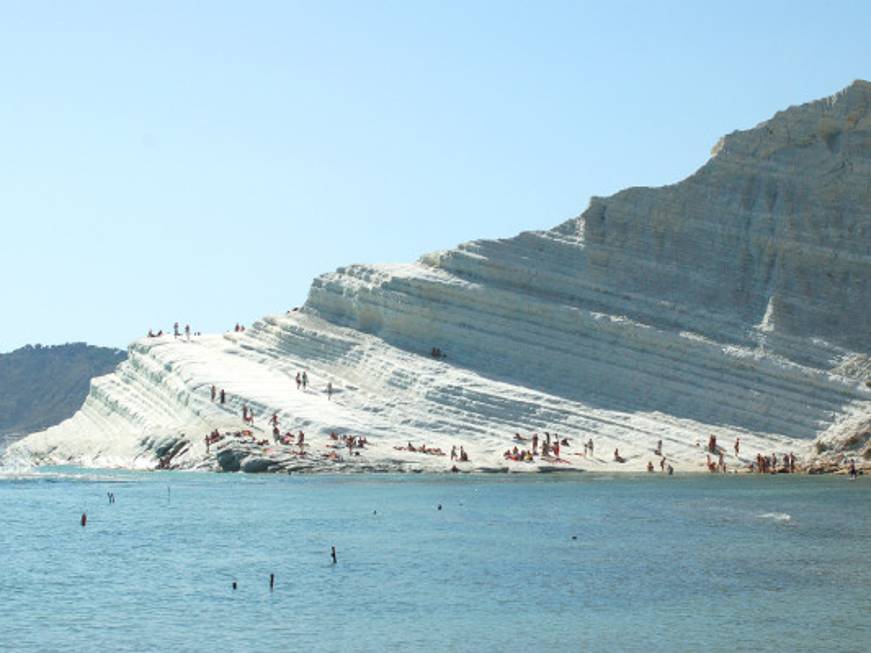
[185,324,191,341]
[296,372,301,390]
[302,371,308,390]
[211,385,216,402]
[173,322,180,339]
[327,382,333,400]
[734,437,740,456]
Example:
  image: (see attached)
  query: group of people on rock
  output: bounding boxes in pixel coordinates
[233,324,246,333]
[204,429,224,452]
[330,432,367,455]
[701,432,801,474]
[396,442,446,456]
[145,322,199,340]
[275,430,306,448]
[242,404,255,425]
[265,413,308,449]
[210,385,226,404]
[751,452,798,474]
[504,445,535,462]
[450,445,469,462]
[705,451,729,473]
[499,432,602,464]
[291,370,334,398]
[646,458,674,475]
[430,347,446,359]
[505,432,574,462]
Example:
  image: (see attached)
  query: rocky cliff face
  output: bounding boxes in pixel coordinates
[6,82,869,473]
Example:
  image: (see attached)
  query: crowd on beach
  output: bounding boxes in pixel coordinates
[129,315,861,478]
[750,451,798,474]
[165,350,831,476]
[196,380,370,467]
[638,439,675,475]
[395,442,446,456]
[502,432,595,465]
[695,434,802,474]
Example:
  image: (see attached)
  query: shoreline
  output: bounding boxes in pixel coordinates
[6,454,863,477]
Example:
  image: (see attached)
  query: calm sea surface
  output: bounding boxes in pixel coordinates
[0,469,868,652]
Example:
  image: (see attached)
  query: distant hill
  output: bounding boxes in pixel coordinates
[0,343,126,447]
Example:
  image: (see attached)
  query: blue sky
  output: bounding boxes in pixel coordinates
[1,1,867,351]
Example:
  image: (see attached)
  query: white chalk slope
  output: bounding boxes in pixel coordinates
[7,81,871,473]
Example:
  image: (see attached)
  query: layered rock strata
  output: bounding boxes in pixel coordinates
[6,81,870,473]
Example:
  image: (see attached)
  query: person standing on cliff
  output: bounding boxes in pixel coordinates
[295,372,301,390]
[185,324,191,341]
[211,385,216,401]
[302,371,308,390]
[220,388,226,404]
[173,322,180,339]
[327,382,333,400]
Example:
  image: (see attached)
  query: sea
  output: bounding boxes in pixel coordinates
[0,469,868,652]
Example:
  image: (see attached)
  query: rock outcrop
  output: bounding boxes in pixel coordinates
[5,82,870,473]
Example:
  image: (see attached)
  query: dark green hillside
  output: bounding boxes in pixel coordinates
[0,343,126,446]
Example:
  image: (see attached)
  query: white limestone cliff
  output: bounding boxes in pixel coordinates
[5,81,870,473]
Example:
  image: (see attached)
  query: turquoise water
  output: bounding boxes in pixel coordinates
[1,470,869,652]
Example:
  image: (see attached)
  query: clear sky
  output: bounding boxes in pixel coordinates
[1,1,867,351]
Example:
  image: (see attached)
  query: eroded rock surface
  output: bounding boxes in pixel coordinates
[6,82,870,473]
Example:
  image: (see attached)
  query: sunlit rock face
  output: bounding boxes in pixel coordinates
[7,82,870,472]
[307,81,870,436]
